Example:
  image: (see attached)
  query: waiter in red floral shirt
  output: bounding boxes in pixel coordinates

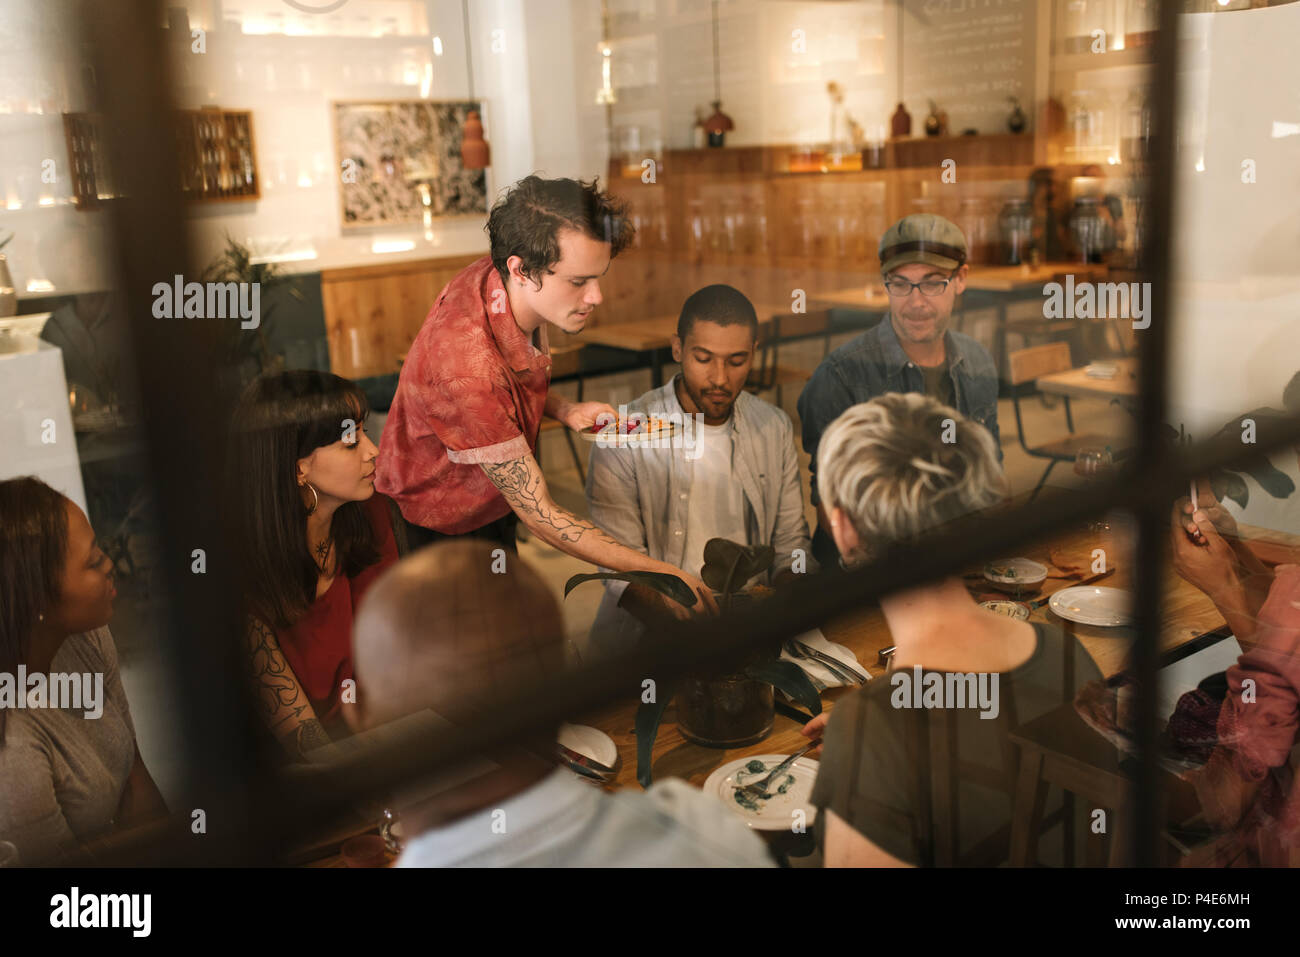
[377,175,716,616]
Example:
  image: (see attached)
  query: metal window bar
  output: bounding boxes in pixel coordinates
[76,0,1297,867]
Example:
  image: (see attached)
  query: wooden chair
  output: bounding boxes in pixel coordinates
[1007,342,1113,502]
[907,685,1032,866]
[745,313,825,409]
[1008,700,1137,866]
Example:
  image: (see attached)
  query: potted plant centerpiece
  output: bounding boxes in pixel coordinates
[565,537,821,786]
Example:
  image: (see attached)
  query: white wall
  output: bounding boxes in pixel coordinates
[1166,4,1300,532]
[0,0,605,296]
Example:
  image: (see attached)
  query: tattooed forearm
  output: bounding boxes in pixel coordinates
[481,456,623,546]
[286,718,331,756]
[244,619,303,720]
[244,618,326,755]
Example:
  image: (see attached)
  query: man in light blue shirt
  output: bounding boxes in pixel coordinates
[351,540,774,868]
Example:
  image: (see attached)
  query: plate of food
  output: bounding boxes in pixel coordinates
[1049,585,1133,627]
[983,557,1048,593]
[579,412,679,444]
[703,754,819,831]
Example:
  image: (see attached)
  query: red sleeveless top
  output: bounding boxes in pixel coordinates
[276,493,399,737]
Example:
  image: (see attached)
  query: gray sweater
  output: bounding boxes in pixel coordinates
[0,627,137,864]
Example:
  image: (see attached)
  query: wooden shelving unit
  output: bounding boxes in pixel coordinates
[175,109,260,202]
[64,107,260,209]
[63,112,118,210]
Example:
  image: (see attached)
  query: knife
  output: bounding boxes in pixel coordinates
[556,743,615,777]
[1029,567,1115,609]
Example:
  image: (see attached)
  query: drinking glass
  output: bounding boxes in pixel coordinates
[1075,447,1115,536]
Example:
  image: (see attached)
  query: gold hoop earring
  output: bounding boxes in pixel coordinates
[303,482,319,515]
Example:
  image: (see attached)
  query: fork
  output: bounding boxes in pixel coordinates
[785,639,869,685]
[783,640,841,685]
[732,740,821,801]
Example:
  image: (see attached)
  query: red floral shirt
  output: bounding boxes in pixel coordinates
[376,256,552,533]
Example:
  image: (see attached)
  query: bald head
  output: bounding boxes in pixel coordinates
[352,541,564,729]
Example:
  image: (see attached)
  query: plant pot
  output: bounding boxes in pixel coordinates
[677,671,773,748]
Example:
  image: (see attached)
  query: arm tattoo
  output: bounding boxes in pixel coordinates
[244,619,328,754]
[291,719,331,755]
[482,456,622,546]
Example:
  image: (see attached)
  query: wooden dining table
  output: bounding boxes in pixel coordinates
[964,262,1110,293]
[961,262,1111,378]
[574,303,793,387]
[811,286,893,312]
[297,502,1254,866]
[573,513,1224,800]
[1036,358,1140,403]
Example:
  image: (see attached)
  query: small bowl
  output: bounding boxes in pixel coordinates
[980,599,1031,621]
[983,558,1048,593]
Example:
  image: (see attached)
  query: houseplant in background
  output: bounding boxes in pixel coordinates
[202,231,302,388]
[1161,404,1299,510]
[565,538,822,786]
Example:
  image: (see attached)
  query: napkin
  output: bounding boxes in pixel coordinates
[779,629,869,689]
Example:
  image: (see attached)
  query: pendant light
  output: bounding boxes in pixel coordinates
[459,0,489,170]
[703,0,733,147]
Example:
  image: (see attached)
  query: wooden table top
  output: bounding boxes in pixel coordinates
[576,303,795,353]
[964,262,1109,293]
[812,287,893,311]
[299,512,1250,865]
[1036,358,1140,400]
[570,516,1224,800]
[577,315,680,352]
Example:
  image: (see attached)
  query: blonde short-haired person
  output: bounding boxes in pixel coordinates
[801,394,1102,867]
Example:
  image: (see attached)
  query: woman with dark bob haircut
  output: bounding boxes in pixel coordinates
[227,370,398,760]
[0,477,166,863]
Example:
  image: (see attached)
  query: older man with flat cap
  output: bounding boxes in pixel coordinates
[797,213,1002,566]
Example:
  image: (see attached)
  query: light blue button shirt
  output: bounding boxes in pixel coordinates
[395,768,776,867]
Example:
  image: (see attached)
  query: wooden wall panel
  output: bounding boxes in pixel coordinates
[320,254,480,380]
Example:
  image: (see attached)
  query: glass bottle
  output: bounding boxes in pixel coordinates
[998,199,1034,266]
[1121,88,1152,164]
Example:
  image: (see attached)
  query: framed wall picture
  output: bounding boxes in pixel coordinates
[332,99,488,230]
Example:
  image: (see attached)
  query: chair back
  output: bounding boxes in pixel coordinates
[1007,341,1072,387]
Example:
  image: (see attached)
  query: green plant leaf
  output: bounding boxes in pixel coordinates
[635,678,677,788]
[742,658,823,716]
[1209,468,1251,510]
[1235,454,1296,500]
[563,571,697,607]
[700,539,775,595]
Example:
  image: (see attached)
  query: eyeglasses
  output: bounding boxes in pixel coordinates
[883,276,955,297]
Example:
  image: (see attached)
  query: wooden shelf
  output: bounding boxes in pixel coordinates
[63,112,118,210]
[177,108,260,202]
[63,107,260,209]
[1051,46,1155,75]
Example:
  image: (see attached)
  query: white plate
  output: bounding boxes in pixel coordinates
[703,754,819,831]
[557,723,618,769]
[983,557,1048,591]
[1049,585,1133,627]
[578,417,680,444]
